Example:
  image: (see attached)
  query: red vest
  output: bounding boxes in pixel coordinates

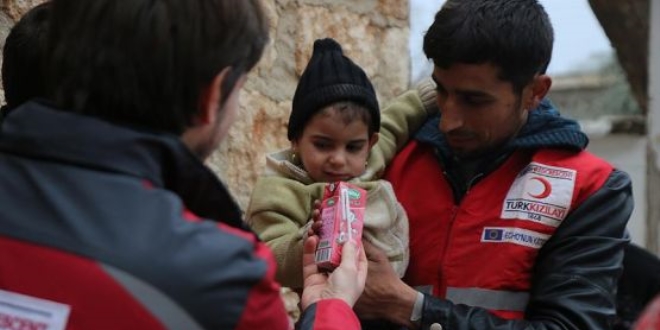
[385,141,613,319]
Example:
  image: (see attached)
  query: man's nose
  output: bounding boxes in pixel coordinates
[438,97,463,133]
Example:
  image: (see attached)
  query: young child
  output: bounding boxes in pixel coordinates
[246,38,436,288]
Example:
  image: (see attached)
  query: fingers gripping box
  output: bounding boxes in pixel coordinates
[315,182,366,272]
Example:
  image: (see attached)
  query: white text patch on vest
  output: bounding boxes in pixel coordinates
[501,162,576,227]
[481,227,550,249]
[0,289,70,330]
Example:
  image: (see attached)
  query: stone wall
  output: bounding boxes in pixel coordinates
[0,0,411,210]
[208,0,411,208]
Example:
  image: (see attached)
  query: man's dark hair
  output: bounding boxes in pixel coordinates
[46,0,269,135]
[2,2,51,112]
[423,0,554,93]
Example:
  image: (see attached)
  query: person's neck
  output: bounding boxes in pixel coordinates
[449,141,513,182]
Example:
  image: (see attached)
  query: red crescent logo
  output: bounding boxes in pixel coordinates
[528,177,552,199]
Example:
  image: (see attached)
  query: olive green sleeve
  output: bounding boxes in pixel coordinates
[363,78,437,180]
[245,176,325,289]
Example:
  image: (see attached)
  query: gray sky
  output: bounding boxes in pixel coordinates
[409,0,613,83]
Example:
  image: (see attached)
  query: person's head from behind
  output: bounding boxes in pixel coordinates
[46,0,269,160]
[423,0,554,159]
[2,1,50,114]
[287,38,380,183]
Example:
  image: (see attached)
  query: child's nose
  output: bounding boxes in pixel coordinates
[328,151,346,166]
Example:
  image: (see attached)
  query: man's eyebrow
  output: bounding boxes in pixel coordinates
[431,76,493,98]
[455,89,496,99]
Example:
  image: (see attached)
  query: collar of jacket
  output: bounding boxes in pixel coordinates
[414,98,589,164]
[414,99,590,202]
[0,100,245,229]
[265,148,315,184]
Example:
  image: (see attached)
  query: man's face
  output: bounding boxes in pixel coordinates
[187,74,247,161]
[212,75,247,148]
[432,63,530,159]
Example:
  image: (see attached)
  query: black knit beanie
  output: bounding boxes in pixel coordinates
[288,38,380,141]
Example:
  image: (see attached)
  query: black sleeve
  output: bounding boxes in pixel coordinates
[420,169,633,330]
[615,243,660,329]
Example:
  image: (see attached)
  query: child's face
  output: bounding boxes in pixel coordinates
[292,108,378,183]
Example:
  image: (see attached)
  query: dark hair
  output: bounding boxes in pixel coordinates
[2,2,51,112]
[46,0,269,135]
[316,100,375,135]
[423,0,553,93]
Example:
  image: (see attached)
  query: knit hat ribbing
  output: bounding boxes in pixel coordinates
[288,38,380,141]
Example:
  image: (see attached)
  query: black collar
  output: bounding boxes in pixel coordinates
[0,101,245,229]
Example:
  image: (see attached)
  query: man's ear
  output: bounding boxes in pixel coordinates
[197,67,232,125]
[525,74,552,110]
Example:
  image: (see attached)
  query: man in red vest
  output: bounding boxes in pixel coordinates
[0,1,366,329]
[355,0,633,329]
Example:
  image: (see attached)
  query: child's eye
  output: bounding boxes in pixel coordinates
[313,142,331,150]
[347,144,365,153]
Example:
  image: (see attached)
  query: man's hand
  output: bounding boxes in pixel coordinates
[355,240,419,327]
[300,235,367,310]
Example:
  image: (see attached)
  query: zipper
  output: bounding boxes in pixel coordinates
[465,172,485,194]
[438,169,467,296]
[438,202,460,296]
[443,169,463,204]
[438,171,484,295]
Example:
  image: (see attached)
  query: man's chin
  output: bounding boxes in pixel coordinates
[450,147,486,161]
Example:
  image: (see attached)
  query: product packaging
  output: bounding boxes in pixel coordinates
[314,182,366,271]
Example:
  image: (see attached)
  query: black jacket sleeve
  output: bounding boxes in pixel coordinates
[420,170,633,330]
[614,243,660,329]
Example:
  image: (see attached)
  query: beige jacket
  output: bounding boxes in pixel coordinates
[246,82,436,288]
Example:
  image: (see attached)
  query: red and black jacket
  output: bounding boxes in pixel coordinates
[0,101,358,330]
[385,100,633,330]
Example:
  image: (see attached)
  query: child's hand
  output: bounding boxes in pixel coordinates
[307,199,323,237]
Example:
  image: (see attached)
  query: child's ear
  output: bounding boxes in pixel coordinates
[368,132,379,148]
